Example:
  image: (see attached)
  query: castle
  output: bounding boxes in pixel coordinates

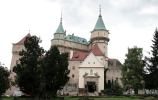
[9,8,122,96]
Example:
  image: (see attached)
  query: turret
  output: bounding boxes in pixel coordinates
[90,6,109,57]
[54,14,66,39]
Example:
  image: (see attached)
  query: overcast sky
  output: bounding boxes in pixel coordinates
[0,0,158,69]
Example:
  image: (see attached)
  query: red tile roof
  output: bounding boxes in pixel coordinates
[71,44,104,61]
[71,51,88,61]
[90,44,104,56]
[15,33,31,45]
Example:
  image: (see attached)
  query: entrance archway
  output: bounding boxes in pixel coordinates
[84,75,99,93]
[87,81,96,93]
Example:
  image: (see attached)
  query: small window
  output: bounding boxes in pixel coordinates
[72,74,75,78]
[88,62,90,64]
[93,62,95,64]
[72,66,75,70]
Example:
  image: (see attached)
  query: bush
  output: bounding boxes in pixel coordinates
[101,88,123,96]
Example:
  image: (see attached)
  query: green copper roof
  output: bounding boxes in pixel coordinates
[65,34,88,45]
[55,20,65,33]
[94,14,106,30]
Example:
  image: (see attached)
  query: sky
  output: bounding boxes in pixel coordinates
[0,0,158,69]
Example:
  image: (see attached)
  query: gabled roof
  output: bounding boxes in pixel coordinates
[71,51,88,61]
[70,44,104,61]
[94,14,106,30]
[14,33,31,45]
[79,52,104,68]
[90,44,104,56]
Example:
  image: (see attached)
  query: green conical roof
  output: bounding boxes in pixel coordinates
[94,14,106,30]
[55,19,64,33]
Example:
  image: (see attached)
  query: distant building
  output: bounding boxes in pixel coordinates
[8,8,122,96]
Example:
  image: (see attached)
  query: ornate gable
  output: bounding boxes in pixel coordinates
[79,52,104,68]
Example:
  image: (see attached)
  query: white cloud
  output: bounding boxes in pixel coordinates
[139,6,158,15]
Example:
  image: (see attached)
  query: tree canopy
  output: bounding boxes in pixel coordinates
[13,36,44,96]
[13,35,69,99]
[0,63,10,97]
[144,28,158,89]
[122,47,145,94]
[41,46,69,98]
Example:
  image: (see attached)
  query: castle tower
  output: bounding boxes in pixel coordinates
[90,6,109,57]
[53,14,66,39]
[10,33,31,71]
[51,15,89,53]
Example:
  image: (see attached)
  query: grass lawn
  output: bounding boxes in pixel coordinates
[1,96,157,100]
[64,96,145,100]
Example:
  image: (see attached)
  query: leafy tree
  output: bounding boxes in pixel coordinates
[13,36,44,97]
[145,28,158,89]
[122,47,145,94]
[13,36,69,99]
[0,63,10,97]
[41,46,69,98]
[103,79,122,95]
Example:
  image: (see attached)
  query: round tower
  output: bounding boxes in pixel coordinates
[90,7,109,57]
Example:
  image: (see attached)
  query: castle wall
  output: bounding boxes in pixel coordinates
[10,44,25,71]
[51,39,89,53]
[91,30,109,39]
[106,60,122,86]
[68,61,82,84]
[96,56,108,68]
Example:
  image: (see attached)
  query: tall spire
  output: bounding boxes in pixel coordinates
[93,5,106,30]
[55,12,65,33]
[99,4,101,16]
[60,11,62,23]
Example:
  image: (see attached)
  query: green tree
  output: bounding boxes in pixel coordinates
[122,47,145,94]
[13,36,44,97]
[0,63,10,97]
[41,46,69,99]
[145,28,158,89]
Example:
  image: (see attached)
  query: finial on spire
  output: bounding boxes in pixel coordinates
[99,4,101,16]
[28,29,30,34]
[60,11,62,22]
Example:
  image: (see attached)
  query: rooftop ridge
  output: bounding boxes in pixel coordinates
[14,33,31,45]
[65,34,89,45]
